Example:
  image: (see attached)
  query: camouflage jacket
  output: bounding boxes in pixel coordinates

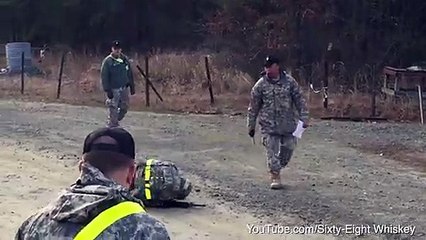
[247,71,309,135]
[15,163,170,240]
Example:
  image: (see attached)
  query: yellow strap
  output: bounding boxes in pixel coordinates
[74,201,145,240]
[144,159,154,200]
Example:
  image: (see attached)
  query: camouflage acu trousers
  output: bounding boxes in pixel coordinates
[105,87,129,127]
[262,134,297,174]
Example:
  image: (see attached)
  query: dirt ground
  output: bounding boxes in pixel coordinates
[0,100,425,240]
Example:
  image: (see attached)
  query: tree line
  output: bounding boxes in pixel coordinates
[1,0,425,83]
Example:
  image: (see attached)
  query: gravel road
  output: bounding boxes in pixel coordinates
[0,100,425,240]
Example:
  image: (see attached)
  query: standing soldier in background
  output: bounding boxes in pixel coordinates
[101,40,135,127]
[247,56,309,189]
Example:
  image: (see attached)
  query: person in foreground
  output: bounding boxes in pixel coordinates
[247,56,309,189]
[15,127,170,240]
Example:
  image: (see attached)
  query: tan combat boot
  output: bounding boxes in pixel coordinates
[270,171,282,189]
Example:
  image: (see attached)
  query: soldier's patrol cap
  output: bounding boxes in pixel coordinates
[112,40,121,48]
[264,55,280,67]
[83,127,135,159]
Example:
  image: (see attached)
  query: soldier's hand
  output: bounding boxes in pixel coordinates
[302,120,310,128]
[106,90,113,99]
[248,129,255,138]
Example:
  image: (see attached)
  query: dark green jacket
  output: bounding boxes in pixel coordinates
[100,53,135,93]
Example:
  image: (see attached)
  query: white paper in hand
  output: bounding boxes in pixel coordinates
[292,120,305,139]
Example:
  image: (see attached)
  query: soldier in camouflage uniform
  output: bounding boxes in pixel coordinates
[15,127,170,240]
[247,56,309,189]
[101,41,135,127]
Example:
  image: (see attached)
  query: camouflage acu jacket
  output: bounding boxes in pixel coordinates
[247,71,309,135]
[15,163,170,240]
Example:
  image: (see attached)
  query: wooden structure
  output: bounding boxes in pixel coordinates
[381,66,426,99]
[382,66,426,123]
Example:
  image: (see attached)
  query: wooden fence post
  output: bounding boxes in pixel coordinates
[370,74,376,117]
[145,56,150,107]
[323,59,328,109]
[21,52,24,94]
[136,65,163,102]
[57,52,66,99]
[418,85,424,125]
[204,56,214,105]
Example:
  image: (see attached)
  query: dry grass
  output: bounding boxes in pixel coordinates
[308,92,421,121]
[0,51,423,122]
[0,52,253,113]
